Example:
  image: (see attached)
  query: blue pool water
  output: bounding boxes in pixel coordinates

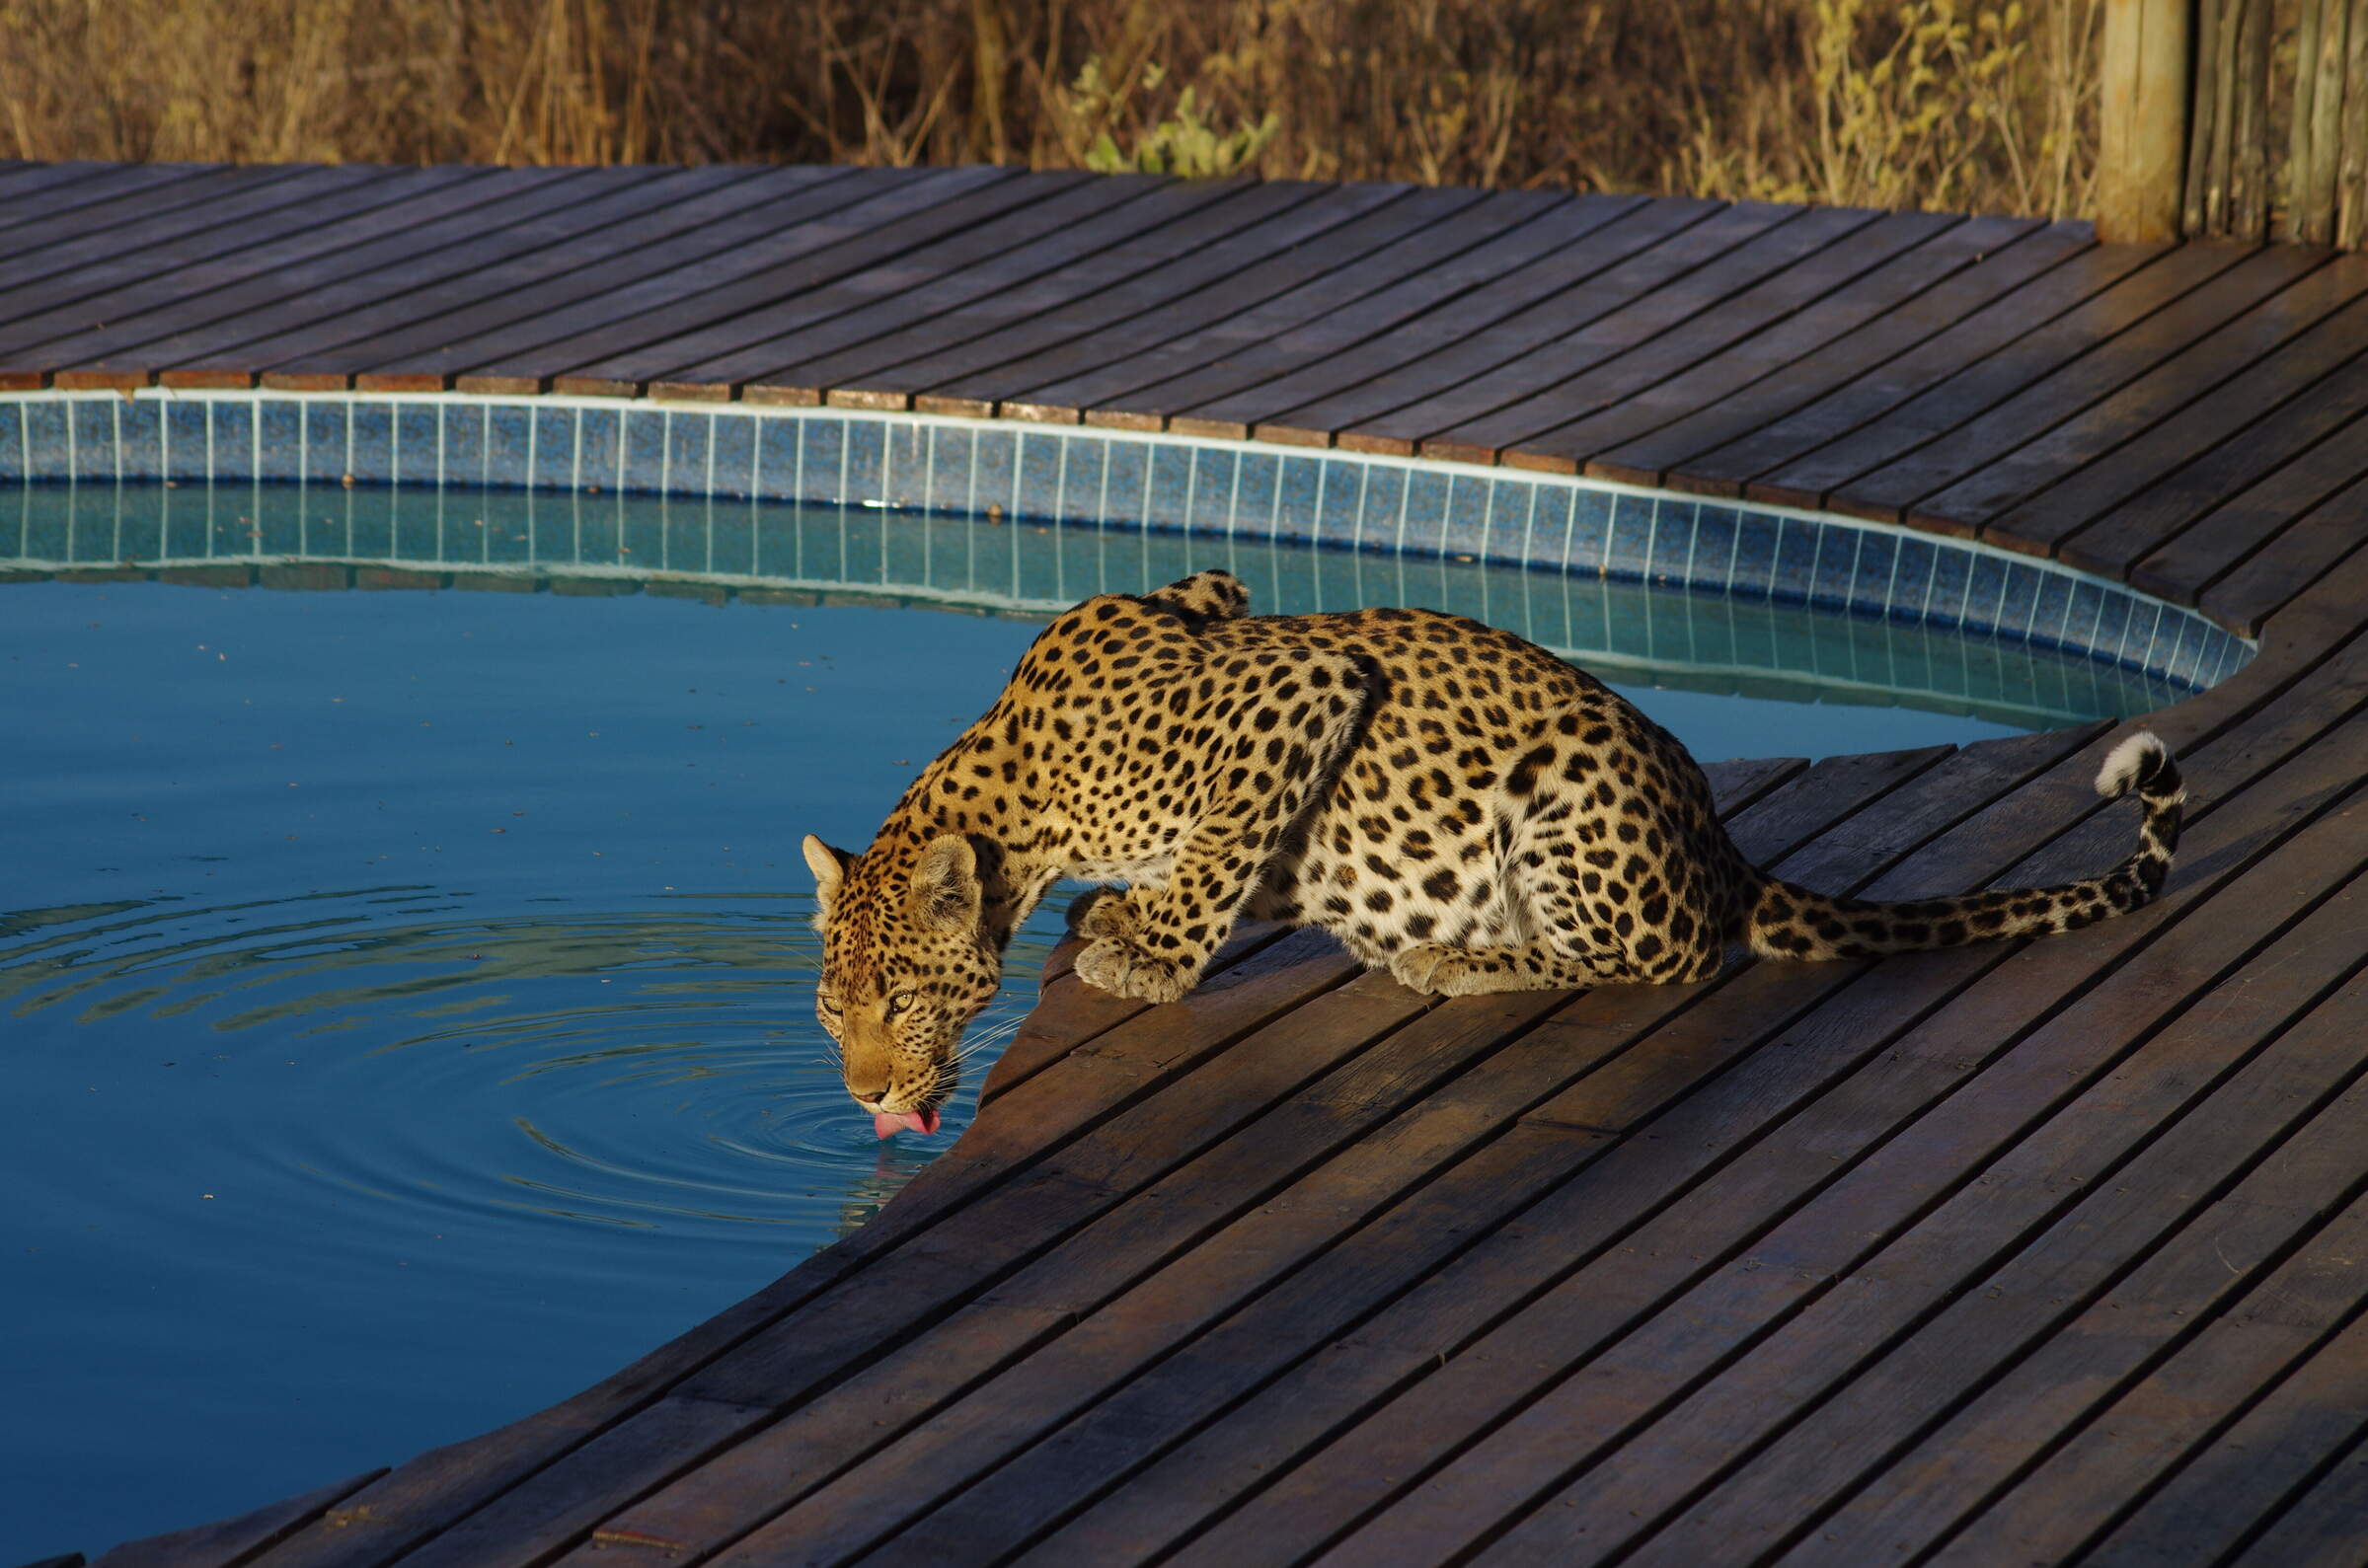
[0,489,2208,1558]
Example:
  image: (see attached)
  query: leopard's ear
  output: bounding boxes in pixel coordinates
[911,834,981,932]
[802,835,852,911]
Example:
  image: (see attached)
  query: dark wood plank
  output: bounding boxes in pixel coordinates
[1161,196,1714,442]
[1749,242,2276,517]
[1304,704,2368,1568]
[0,165,388,338]
[1107,192,1647,437]
[2220,1426,2368,1567]
[1981,264,2368,560]
[100,167,665,385]
[1593,220,2089,490]
[11,169,578,384]
[0,165,318,293]
[403,170,987,395]
[0,162,230,250]
[531,167,1049,397]
[221,168,767,389]
[1415,207,1953,466]
[1016,187,1558,426]
[641,174,1238,400]
[258,166,851,388]
[1906,250,2368,532]
[1583,876,2368,1568]
[0,158,119,208]
[1263,201,1814,454]
[1921,1178,2368,1567]
[804,182,1412,418]
[809,184,1486,419]
[979,920,1291,1105]
[2192,470,2368,635]
[87,1469,387,1568]
[2119,426,2368,616]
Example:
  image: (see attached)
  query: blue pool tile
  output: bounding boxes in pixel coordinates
[2092,590,2135,665]
[1433,472,1488,558]
[71,399,118,481]
[1885,534,1937,620]
[879,420,927,511]
[116,399,163,483]
[1684,503,1739,589]
[1925,543,1975,626]
[20,400,72,479]
[1726,508,1779,594]
[1767,517,1820,602]
[2018,562,2065,645]
[392,404,436,485]
[1601,493,1656,580]
[207,401,259,481]
[843,418,885,507]
[529,406,576,490]
[2060,578,2106,655]
[1087,435,1140,528]
[162,401,212,483]
[1055,437,1108,526]
[1348,464,1405,552]
[620,408,670,494]
[1560,486,1610,572]
[433,400,478,485]
[1392,467,1446,554]
[573,407,622,491]
[661,409,710,495]
[301,402,347,485]
[1956,551,2008,633]
[963,426,1012,516]
[709,413,758,500]
[483,405,533,488]
[745,414,795,502]
[0,402,26,479]
[1013,429,1063,522]
[250,401,301,482]
[1186,445,1239,535]
[346,403,395,485]
[1315,458,1367,548]
[1805,521,1860,607]
[1146,442,1195,532]
[911,425,961,514]
[1645,495,1698,582]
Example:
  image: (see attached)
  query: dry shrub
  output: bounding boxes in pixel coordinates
[0,0,2101,218]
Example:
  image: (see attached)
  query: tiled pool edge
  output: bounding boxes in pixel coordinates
[0,390,2253,694]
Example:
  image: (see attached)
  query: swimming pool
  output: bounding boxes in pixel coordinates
[0,398,2248,1558]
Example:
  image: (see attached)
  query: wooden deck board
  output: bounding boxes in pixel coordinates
[12,163,2367,1568]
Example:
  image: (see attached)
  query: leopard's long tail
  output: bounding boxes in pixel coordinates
[1746,730,2185,962]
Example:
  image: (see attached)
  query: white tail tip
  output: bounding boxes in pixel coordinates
[2097,730,2169,798]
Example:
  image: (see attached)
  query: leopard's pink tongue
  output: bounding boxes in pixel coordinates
[872,1107,942,1140]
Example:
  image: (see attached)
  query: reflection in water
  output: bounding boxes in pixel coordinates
[1,479,2230,728]
[1,885,1056,1235]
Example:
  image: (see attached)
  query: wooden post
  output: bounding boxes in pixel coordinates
[2099,0,2192,243]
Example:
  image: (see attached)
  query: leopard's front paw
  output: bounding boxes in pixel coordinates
[1075,934,1196,1004]
[1069,887,1143,941]
[1389,941,1490,996]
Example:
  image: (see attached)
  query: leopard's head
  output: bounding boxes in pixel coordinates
[802,831,1002,1138]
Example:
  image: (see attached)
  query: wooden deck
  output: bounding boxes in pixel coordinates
[11,162,2368,1568]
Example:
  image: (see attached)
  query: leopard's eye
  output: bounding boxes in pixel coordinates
[887,992,916,1016]
[816,994,841,1016]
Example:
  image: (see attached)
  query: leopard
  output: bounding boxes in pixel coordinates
[802,568,2183,1135]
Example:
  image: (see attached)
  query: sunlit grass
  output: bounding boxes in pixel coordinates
[0,0,2099,217]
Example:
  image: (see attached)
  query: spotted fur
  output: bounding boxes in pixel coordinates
[803,569,2183,1121]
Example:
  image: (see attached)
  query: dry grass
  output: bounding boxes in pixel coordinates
[0,0,2102,219]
